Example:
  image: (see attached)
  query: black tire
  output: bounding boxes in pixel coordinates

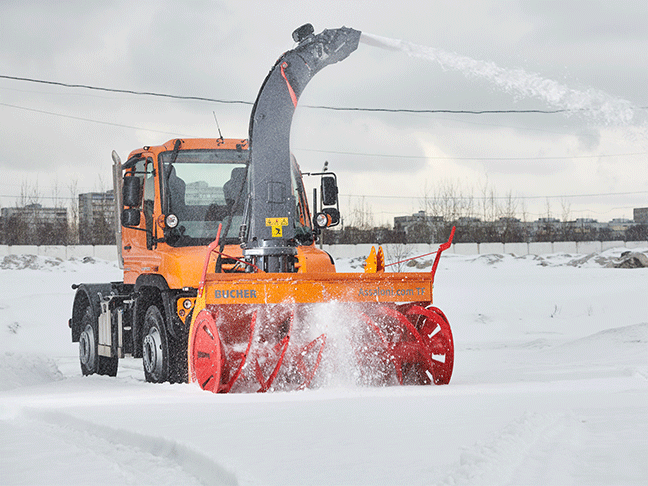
[79,306,118,377]
[142,305,171,383]
[142,304,188,384]
[169,334,188,384]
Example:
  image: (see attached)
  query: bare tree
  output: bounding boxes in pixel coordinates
[560,197,571,223]
[420,179,478,242]
[519,197,529,223]
[12,180,41,244]
[19,179,40,207]
[3,214,29,245]
[536,198,557,242]
[544,197,553,220]
[347,196,374,230]
[51,177,62,209]
[68,178,79,245]
[559,197,574,241]
[499,191,521,243]
[480,180,498,223]
[383,243,413,272]
[425,179,475,222]
[518,197,530,241]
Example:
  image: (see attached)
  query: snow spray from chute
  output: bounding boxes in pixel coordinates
[359,32,637,126]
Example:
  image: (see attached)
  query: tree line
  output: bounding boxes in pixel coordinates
[0,180,115,246]
[325,180,648,245]
[325,219,648,245]
[0,208,115,246]
[2,178,646,246]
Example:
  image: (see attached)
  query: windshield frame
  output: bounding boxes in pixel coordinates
[159,148,249,247]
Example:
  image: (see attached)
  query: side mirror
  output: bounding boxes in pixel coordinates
[323,207,340,226]
[122,208,141,227]
[321,174,338,207]
[122,176,142,208]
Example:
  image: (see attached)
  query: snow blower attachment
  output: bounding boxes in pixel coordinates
[188,227,455,392]
[186,24,456,392]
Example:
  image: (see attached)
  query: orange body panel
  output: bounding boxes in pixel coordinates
[123,243,215,287]
[124,243,335,288]
[203,271,434,305]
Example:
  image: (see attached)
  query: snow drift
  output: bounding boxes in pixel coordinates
[1,248,647,485]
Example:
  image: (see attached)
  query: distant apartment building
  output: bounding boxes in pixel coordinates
[78,190,116,244]
[393,211,446,242]
[634,207,648,223]
[1,203,67,226]
[0,203,68,244]
[394,211,443,233]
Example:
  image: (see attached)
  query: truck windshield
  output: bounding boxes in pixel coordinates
[160,149,248,247]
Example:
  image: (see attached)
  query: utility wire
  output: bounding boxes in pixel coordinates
[2,74,616,115]
[305,105,569,115]
[294,147,648,161]
[341,190,648,201]
[2,101,645,162]
[0,102,186,136]
[5,191,644,202]
[0,75,252,106]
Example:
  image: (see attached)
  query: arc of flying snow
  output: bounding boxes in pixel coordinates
[359,32,636,126]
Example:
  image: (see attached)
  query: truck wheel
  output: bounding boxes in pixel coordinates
[169,336,188,384]
[79,320,97,375]
[142,305,171,383]
[79,306,118,377]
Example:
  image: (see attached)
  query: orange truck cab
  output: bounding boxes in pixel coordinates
[120,137,335,288]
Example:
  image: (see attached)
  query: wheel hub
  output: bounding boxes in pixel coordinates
[143,326,164,378]
[79,325,95,367]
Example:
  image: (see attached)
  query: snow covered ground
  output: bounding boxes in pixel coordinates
[1,248,647,485]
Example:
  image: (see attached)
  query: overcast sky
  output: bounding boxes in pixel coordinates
[1,0,647,226]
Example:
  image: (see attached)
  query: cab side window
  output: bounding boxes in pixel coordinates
[125,158,156,248]
[143,159,156,248]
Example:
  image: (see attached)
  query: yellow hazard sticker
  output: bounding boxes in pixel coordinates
[266,217,289,237]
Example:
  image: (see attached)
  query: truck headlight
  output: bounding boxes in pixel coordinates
[166,214,179,228]
[315,212,331,228]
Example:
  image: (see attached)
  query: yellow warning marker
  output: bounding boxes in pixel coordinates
[364,246,377,273]
[364,246,385,273]
[266,217,289,237]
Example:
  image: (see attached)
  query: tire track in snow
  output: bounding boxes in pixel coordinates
[434,412,579,486]
[15,408,239,486]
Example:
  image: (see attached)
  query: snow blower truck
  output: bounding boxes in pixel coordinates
[69,24,455,392]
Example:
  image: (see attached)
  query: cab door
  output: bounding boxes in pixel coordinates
[122,156,161,283]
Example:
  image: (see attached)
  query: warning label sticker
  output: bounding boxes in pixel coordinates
[266,217,289,237]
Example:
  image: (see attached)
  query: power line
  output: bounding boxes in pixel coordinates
[341,190,648,201]
[294,147,648,161]
[2,101,644,162]
[0,194,76,201]
[0,102,187,136]
[0,75,253,106]
[1,74,610,115]
[3,190,644,204]
[303,104,571,115]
